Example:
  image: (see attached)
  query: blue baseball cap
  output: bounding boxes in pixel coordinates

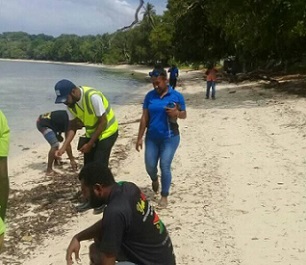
[54,79,76,104]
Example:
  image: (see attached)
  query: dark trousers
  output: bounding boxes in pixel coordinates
[84,130,118,166]
[206,81,216,98]
[169,78,177,89]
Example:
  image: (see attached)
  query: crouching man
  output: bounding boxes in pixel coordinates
[66,162,176,265]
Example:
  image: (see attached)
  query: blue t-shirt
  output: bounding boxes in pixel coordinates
[143,86,186,140]
[168,67,179,79]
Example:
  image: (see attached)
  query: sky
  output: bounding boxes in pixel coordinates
[0,0,167,37]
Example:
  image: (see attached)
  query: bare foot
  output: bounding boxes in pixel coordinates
[157,197,168,208]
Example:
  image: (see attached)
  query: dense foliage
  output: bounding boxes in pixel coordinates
[0,0,305,71]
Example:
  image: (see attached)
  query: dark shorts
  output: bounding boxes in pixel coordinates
[36,120,59,148]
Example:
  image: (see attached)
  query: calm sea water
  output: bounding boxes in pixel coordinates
[0,60,146,156]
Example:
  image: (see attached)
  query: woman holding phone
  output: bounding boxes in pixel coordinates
[136,67,187,208]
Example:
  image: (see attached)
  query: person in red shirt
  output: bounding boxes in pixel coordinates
[205,64,218,99]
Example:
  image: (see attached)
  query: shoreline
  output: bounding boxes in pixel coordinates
[0,58,153,75]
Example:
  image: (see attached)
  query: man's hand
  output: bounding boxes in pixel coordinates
[66,236,81,265]
[55,148,65,158]
[70,159,78,171]
[79,143,93,154]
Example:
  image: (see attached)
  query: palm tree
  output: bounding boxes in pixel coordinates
[142,2,156,29]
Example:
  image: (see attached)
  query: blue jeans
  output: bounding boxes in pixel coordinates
[145,135,180,197]
[206,81,216,98]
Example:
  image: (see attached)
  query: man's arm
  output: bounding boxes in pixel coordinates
[56,119,79,157]
[75,220,103,241]
[65,142,74,160]
[88,115,107,145]
[79,114,107,153]
[79,94,108,153]
[66,220,103,265]
[65,142,77,171]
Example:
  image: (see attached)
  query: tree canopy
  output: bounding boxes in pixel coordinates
[0,0,305,72]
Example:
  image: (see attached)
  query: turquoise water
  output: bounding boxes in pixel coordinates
[0,60,146,156]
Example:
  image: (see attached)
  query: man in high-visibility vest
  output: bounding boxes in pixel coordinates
[0,110,10,251]
[54,79,119,213]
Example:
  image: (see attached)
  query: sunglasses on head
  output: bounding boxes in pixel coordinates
[149,70,166,78]
[149,71,160,77]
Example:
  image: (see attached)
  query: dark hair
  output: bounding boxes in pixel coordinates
[78,162,115,187]
[207,62,214,69]
[149,68,167,78]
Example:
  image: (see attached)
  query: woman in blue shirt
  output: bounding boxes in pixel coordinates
[136,68,187,207]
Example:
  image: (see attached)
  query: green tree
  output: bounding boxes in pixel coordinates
[149,16,173,63]
[0,32,31,59]
[166,0,230,64]
[142,2,156,29]
[52,34,81,62]
[208,0,306,70]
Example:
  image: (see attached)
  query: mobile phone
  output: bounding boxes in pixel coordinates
[165,102,176,108]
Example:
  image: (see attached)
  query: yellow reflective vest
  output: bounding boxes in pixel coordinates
[0,110,9,236]
[0,110,10,157]
[68,87,118,140]
[0,217,5,235]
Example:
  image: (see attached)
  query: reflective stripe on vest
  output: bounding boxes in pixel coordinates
[69,86,118,140]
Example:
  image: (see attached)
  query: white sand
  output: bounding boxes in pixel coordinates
[1,68,306,265]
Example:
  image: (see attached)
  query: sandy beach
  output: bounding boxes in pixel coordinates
[1,66,306,265]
